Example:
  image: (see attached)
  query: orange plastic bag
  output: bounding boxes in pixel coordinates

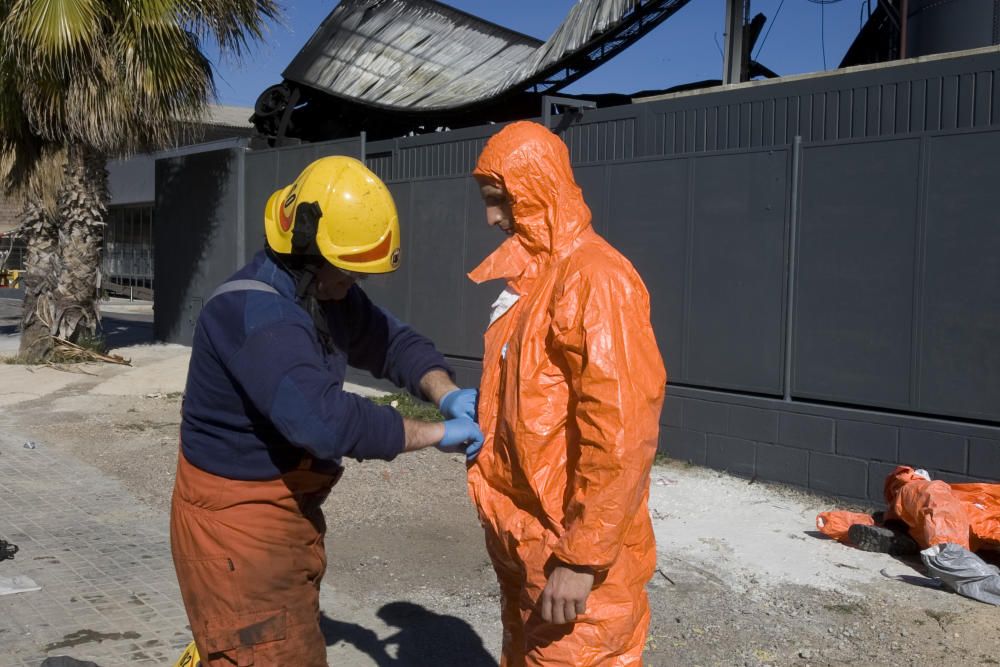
[816,511,875,544]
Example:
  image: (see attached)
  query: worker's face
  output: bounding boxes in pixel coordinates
[478,180,514,236]
[315,263,363,301]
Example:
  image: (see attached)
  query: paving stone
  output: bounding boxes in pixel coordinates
[0,425,383,666]
[0,436,191,666]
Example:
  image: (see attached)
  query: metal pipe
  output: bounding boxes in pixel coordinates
[723,0,748,84]
[899,0,909,58]
[783,135,803,402]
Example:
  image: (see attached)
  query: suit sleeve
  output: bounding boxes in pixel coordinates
[548,266,666,571]
[224,318,405,462]
[337,285,453,399]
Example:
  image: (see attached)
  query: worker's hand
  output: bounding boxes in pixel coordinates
[540,565,595,624]
[437,417,485,461]
[439,388,478,421]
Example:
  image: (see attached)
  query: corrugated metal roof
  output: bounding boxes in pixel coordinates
[201,105,254,128]
[283,0,669,111]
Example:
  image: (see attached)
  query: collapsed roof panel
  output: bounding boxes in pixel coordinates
[283,0,543,111]
[281,0,691,113]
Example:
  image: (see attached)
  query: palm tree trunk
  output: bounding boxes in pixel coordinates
[53,143,107,343]
[18,200,60,361]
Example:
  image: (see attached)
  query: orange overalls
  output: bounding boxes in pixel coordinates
[468,121,667,666]
[170,451,339,666]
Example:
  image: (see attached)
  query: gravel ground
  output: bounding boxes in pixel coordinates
[0,319,997,666]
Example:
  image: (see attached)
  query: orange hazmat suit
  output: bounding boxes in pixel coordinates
[816,467,1000,553]
[467,121,667,666]
[884,466,1000,552]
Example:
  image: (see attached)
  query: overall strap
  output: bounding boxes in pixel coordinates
[207,279,280,303]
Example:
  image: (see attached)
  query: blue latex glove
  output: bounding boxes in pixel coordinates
[439,388,478,421]
[438,417,485,462]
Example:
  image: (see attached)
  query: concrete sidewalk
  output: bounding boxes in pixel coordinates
[0,435,190,666]
[0,300,186,666]
[0,311,994,666]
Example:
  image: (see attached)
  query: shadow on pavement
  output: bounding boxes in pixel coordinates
[0,316,152,352]
[321,602,497,666]
[0,299,156,350]
[101,314,154,349]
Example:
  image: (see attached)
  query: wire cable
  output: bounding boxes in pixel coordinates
[821,1,827,68]
[802,0,845,70]
[754,0,787,60]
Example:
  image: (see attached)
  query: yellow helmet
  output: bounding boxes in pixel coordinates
[173,640,201,667]
[264,156,401,273]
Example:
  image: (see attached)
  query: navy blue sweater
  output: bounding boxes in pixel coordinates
[180,251,451,480]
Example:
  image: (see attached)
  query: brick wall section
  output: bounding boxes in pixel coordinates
[354,357,1000,505]
[0,195,21,234]
[660,386,1000,504]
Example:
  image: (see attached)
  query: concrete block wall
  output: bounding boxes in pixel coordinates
[0,196,20,235]
[662,386,999,504]
[348,360,999,504]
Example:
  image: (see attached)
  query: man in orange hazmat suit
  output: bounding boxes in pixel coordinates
[817,466,999,553]
[882,466,999,552]
[467,120,667,666]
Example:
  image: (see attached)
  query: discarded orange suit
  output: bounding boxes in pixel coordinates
[170,449,337,667]
[815,511,876,544]
[468,121,667,666]
[884,466,1000,552]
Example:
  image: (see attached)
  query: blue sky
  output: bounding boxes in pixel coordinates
[207,0,870,108]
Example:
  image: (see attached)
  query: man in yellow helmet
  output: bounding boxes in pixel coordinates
[170,156,482,667]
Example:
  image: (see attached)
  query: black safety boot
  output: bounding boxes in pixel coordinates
[848,523,919,556]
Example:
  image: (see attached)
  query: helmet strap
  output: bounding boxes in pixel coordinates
[291,201,323,256]
[266,247,335,353]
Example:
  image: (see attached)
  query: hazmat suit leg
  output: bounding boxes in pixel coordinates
[495,562,529,667]
[170,450,334,667]
[483,513,652,667]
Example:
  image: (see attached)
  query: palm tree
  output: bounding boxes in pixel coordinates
[0,0,278,361]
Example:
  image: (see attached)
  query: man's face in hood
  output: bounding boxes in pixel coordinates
[477,178,515,237]
[468,121,593,289]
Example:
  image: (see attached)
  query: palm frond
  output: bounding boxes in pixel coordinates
[175,0,281,60]
[5,0,108,71]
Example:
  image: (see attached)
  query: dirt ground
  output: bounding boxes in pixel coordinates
[1,331,998,665]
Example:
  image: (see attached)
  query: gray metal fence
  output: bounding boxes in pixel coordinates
[102,205,154,300]
[154,48,1000,500]
[358,48,1000,498]
[152,137,363,344]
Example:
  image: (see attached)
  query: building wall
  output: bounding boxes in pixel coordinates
[357,48,1000,501]
[156,49,1000,501]
[0,196,20,235]
[152,136,364,345]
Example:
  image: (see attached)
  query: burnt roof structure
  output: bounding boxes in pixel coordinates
[252,0,692,143]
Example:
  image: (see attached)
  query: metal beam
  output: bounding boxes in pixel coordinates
[524,0,692,95]
[723,0,750,84]
[899,0,909,58]
[542,95,597,129]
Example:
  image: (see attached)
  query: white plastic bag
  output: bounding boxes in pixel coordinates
[921,543,1000,606]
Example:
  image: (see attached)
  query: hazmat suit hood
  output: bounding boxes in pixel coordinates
[469,121,592,292]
